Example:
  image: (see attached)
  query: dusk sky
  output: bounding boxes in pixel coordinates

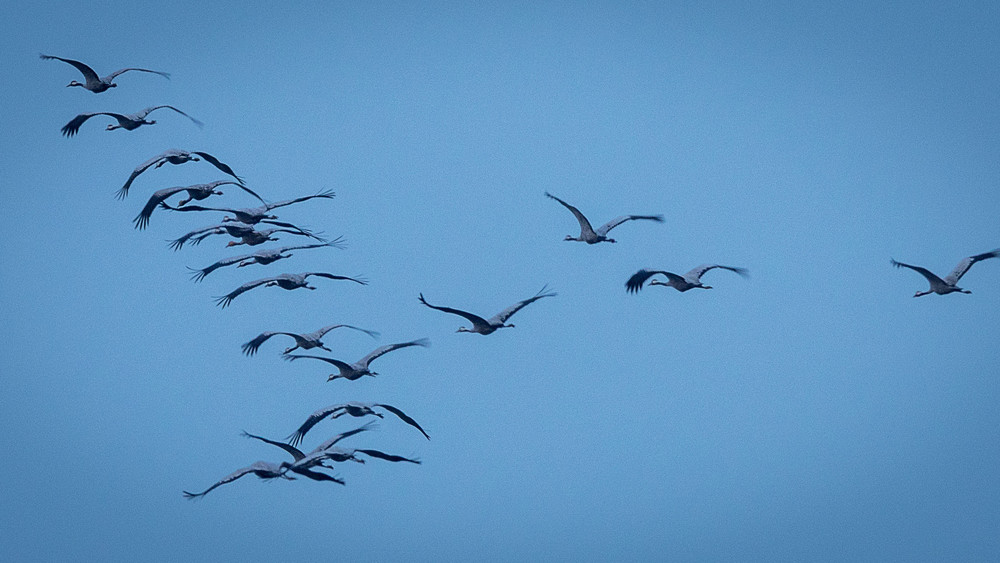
[2,2,1000,561]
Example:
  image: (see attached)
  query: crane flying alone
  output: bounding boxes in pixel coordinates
[626,264,749,293]
[214,272,368,308]
[891,249,1000,297]
[241,323,379,356]
[283,338,430,381]
[188,240,343,281]
[117,149,244,199]
[418,285,556,334]
[61,105,202,137]
[545,191,663,244]
[288,402,431,446]
[40,53,170,93]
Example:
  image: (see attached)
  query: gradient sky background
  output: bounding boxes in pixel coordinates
[2,1,1000,561]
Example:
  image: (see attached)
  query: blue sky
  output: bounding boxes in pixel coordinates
[2,2,999,560]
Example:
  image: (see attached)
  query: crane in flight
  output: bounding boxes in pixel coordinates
[41,53,169,93]
[626,264,748,293]
[61,105,201,137]
[188,241,342,281]
[214,272,367,308]
[288,402,430,446]
[891,249,1000,297]
[117,149,244,199]
[283,338,430,381]
[545,192,663,244]
[418,285,555,334]
[241,323,379,356]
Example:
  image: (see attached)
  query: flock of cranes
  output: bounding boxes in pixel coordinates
[44,53,429,497]
[43,53,999,499]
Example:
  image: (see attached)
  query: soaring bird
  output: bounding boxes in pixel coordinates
[891,249,1000,297]
[283,338,430,381]
[545,192,663,244]
[118,149,243,199]
[626,264,749,293]
[133,181,264,230]
[61,105,202,137]
[188,241,343,281]
[40,54,169,93]
[288,402,430,446]
[214,272,367,308]
[168,223,323,251]
[418,285,556,334]
[241,323,379,356]
[158,190,335,226]
[182,461,293,499]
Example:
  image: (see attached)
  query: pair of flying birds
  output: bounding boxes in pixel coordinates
[41,54,201,136]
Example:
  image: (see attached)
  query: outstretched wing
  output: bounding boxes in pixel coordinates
[287,404,349,447]
[61,112,124,137]
[357,338,430,369]
[285,465,345,484]
[168,224,224,251]
[265,189,336,211]
[282,353,354,373]
[355,449,421,464]
[310,421,377,453]
[182,461,281,499]
[260,220,320,237]
[944,249,1000,285]
[276,240,346,254]
[214,276,279,308]
[40,54,100,85]
[241,331,298,356]
[103,67,171,82]
[545,192,596,237]
[226,182,267,205]
[683,264,749,284]
[375,404,430,440]
[159,202,239,215]
[263,228,328,243]
[488,285,557,325]
[133,186,187,229]
[418,293,491,329]
[137,105,203,128]
[891,259,946,289]
[188,252,253,282]
[625,269,676,293]
[303,272,368,285]
[117,150,181,199]
[192,151,244,184]
[241,431,305,461]
[595,214,664,237]
[314,324,380,340]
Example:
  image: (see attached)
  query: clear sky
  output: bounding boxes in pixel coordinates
[2,1,999,561]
